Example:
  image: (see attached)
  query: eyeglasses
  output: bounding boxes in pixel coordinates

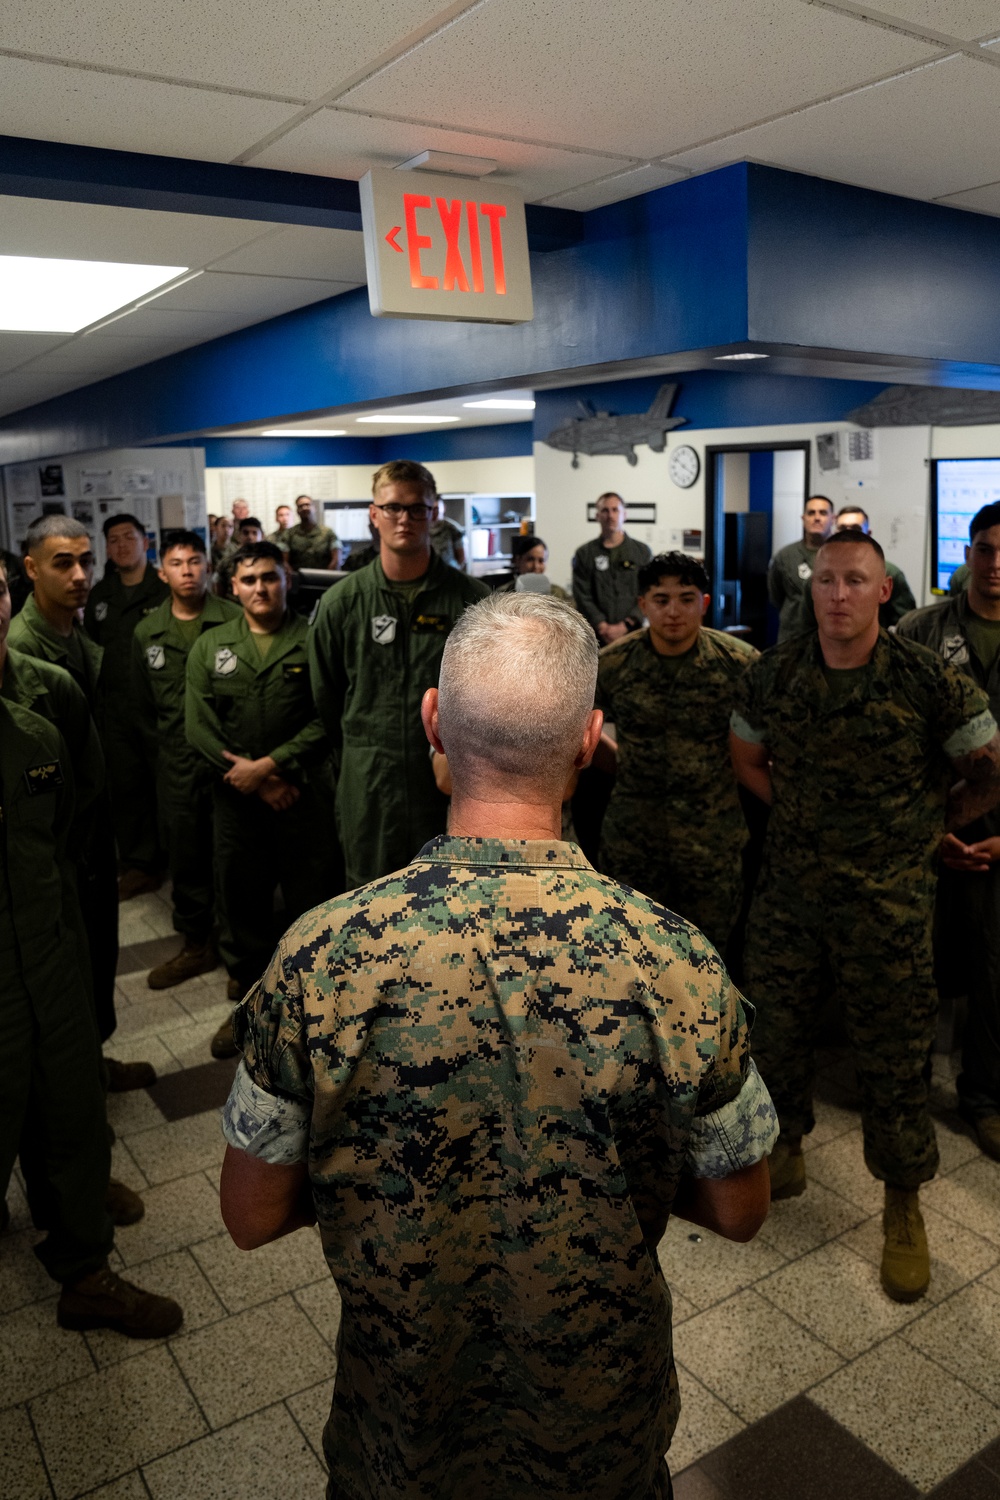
[373,503,435,520]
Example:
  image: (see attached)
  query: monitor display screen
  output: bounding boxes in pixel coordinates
[932,457,1000,590]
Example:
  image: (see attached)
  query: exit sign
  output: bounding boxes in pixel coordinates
[359,167,533,324]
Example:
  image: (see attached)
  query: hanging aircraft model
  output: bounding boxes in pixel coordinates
[543,382,686,467]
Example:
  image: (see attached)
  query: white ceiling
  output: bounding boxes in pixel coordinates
[217,389,537,438]
[3,0,1000,418]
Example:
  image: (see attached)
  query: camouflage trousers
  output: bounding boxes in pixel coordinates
[743,873,940,1189]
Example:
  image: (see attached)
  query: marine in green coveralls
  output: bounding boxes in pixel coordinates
[898,501,1000,1161]
[0,693,181,1337]
[85,513,169,895]
[133,531,241,990]
[732,531,1000,1302]
[766,493,836,640]
[596,552,756,954]
[186,542,337,1050]
[309,460,488,889]
[219,592,774,1500]
[572,492,651,642]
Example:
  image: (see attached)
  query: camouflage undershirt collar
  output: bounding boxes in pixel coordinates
[415,835,592,868]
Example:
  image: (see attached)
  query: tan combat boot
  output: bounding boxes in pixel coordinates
[57,1265,183,1338]
[881,1187,930,1303]
[768,1135,806,1200]
[105,1056,157,1091]
[106,1179,144,1226]
[147,940,217,990]
[211,1010,239,1060]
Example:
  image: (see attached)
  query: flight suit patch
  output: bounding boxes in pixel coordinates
[942,634,969,666]
[594,555,610,572]
[372,615,397,645]
[24,761,64,795]
[797,562,813,580]
[94,601,109,621]
[411,614,449,635]
[214,647,239,676]
[146,645,166,670]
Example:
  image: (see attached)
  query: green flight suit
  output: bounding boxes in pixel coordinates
[800,558,917,633]
[0,697,113,1283]
[898,593,1000,1117]
[85,563,169,872]
[766,539,826,641]
[595,626,757,953]
[734,629,994,1186]
[308,554,488,889]
[133,594,241,945]
[5,597,118,1040]
[285,522,338,571]
[572,534,651,635]
[185,610,337,988]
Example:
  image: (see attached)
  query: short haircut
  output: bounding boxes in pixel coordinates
[25,514,90,553]
[294,494,312,504]
[240,516,263,532]
[230,540,285,574]
[438,593,597,792]
[160,529,206,559]
[214,514,233,531]
[511,533,547,561]
[371,460,437,501]
[817,530,885,565]
[638,551,709,594]
[276,504,291,514]
[970,502,1000,540]
[806,494,834,511]
[837,504,869,523]
[596,491,624,506]
[102,512,145,540]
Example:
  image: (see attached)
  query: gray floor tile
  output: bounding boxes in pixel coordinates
[923,1157,1000,1248]
[667,1364,744,1475]
[756,1179,868,1260]
[124,1111,226,1187]
[286,1378,334,1467]
[837,1203,1000,1304]
[901,1281,1000,1406]
[143,1400,325,1498]
[192,1225,328,1314]
[802,1094,861,1151]
[656,1217,786,1311]
[0,1229,58,1316]
[0,1403,52,1499]
[811,1337,1000,1491]
[84,1249,227,1368]
[0,1300,94,1409]
[293,1277,343,1349]
[803,1134,884,1214]
[30,1345,206,1498]
[112,1173,223,1267]
[674,1289,842,1423]
[756,1241,925,1358]
[170,1295,334,1430]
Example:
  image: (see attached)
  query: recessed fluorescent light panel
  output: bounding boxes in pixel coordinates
[261,429,347,437]
[463,398,536,410]
[714,352,770,361]
[355,414,460,424]
[0,256,188,333]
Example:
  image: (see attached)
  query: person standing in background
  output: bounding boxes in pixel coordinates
[285,495,340,571]
[766,494,836,640]
[498,534,571,600]
[572,493,651,642]
[429,499,466,570]
[268,504,293,549]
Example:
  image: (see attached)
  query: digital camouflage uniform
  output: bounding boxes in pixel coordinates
[595,626,757,953]
[308,554,488,889]
[286,522,338,571]
[0,696,113,1283]
[733,629,995,1186]
[185,609,337,989]
[85,563,169,871]
[572,535,651,636]
[898,593,1000,1116]
[766,540,825,641]
[223,836,776,1500]
[799,558,917,633]
[133,594,241,946]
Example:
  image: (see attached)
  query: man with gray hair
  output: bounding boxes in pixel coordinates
[220,592,774,1500]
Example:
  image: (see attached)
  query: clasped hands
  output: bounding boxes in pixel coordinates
[222,752,299,811]
[939,832,1000,873]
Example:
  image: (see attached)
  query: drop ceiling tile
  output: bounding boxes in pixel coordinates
[250,107,633,201]
[0,0,449,100]
[667,55,1000,202]
[0,371,84,415]
[936,181,1000,215]
[151,270,357,317]
[860,2,1000,41]
[542,164,688,210]
[0,333,70,376]
[207,226,369,283]
[338,0,941,160]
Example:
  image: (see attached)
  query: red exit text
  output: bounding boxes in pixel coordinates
[386,195,510,295]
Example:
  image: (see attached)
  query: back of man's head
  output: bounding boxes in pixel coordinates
[438,593,597,797]
[26,514,90,553]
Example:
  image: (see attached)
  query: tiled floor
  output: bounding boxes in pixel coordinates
[3,887,1000,1498]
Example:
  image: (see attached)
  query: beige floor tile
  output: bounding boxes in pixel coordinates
[0,1403,52,1499]
[981,1261,1000,1296]
[143,1399,325,1498]
[192,1226,328,1314]
[80,1473,150,1498]
[104,1088,166,1141]
[934,1118,982,1175]
[117,914,162,948]
[115,972,162,1004]
[286,1377,334,1466]
[293,1277,343,1349]
[923,1156,1000,1247]
[811,1337,1000,1491]
[125,1111,225,1188]
[121,891,171,927]
[139,904,179,940]
[670,1288,699,1325]
[110,1141,149,1194]
[111,995,193,1042]
[802,1134,884,1214]
[0,1300,94,1409]
[674,1289,842,1422]
[170,1295,334,1429]
[803,1094,861,1150]
[666,1364,744,1475]
[85,1249,227,1368]
[162,1018,233,1071]
[173,984,236,1024]
[104,1033,180,1080]
[31,1344,206,1499]
[3,1173,32,1233]
[756,1179,868,1260]
[902,1281,1000,1405]
[0,1229,57,1315]
[112,1173,223,1267]
[756,1241,928,1358]
[838,1202,1000,1304]
[656,1217,786,1311]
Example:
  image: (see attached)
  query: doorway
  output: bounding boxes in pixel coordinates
[704,442,810,647]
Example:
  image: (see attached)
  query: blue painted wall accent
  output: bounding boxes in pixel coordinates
[186,421,533,468]
[748,450,774,514]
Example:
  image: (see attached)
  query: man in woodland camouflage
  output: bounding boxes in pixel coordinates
[220,593,774,1500]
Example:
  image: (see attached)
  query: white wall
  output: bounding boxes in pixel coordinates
[931,425,1000,459]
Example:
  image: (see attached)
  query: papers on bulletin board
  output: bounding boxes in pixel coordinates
[120,468,155,495]
[80,468,114,497]
[39,464,64,497]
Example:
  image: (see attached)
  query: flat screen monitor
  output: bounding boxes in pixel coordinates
[932,457,1000,591]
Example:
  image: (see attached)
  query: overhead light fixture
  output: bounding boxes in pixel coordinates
[463,398,535,410]
[355,414,460,424]
[0,255,188,333]
[714,352,770,361]
[260,428,347,437]
[395,150,497,177]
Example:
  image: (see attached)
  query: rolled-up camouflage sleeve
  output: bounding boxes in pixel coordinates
[685,1059,778,1179]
